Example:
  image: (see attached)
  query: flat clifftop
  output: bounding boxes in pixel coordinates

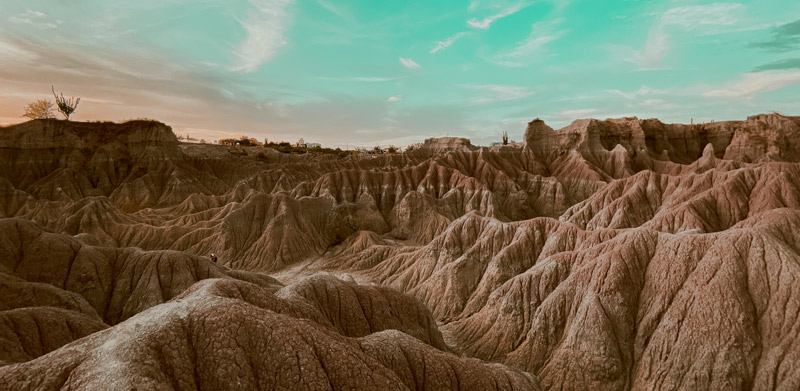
[0,119,178,149]
[422,136,477,151]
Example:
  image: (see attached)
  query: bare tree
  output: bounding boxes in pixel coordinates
[23,99,55,120]
[52,86,81,120]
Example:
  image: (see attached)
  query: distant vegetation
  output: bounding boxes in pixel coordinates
[121,117,159,123]
[218,136,261,147]
[405,143,423,152]
[267,142,356,158]
[217,135,357,158]
[52,86,81,120]
[21,86,80,121]
[22,99,55,120]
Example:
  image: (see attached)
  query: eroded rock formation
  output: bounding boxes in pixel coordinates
[1,114,800,390]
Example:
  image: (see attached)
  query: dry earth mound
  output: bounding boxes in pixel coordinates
[0,277,539,391]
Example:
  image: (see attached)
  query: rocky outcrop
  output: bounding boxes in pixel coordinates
[523,114,800,168]
[0,307,107,366]
[0,276,539,391]
[437,209,800,390]
[422,137,478,152]
[0,219,283,325]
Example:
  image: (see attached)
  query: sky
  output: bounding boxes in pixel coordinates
[1,0,799,148]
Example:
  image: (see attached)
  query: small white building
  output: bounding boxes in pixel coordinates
[307,142,321,148]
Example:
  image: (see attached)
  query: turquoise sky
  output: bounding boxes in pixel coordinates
[1,0,799,147]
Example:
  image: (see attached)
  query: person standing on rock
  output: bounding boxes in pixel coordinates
[210,253,217,263]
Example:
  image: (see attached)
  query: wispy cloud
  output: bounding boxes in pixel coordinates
[399,57,422,70]
[703,69,800,98]
[604,86,679,110]
[660,3,744,30]
[637,98,677,110]
[317,76,399,82]
[430,32,469,54]
[231,0,295,73]
[492,18,565,67]
[623,25,669,70]
[617,3,746,70]
[316,0,347,20]
[0,38,39,62]
[0,31,274,129]
[388,95,402,103]
[753,58,800,72]
[467,3,525,30]
[750,19,800,52]
[464,84,534,105]
[558,108,601,119]
[606,86,660,100]
[9,9,57,29]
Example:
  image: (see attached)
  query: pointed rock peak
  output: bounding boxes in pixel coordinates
[611,144,628,154]
[702,143,716,160]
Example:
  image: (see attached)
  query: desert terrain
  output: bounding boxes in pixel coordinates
[1,113,800,390]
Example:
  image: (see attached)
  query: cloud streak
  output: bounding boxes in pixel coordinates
[316,0,347,20]
[704,69,800,98]
[750,19,800,52]
[9,9,57,29]
[660,3,744,30]
[399,57,422,70]
[316,76,399,82]
[623,25,669,70]
[618,3,746,70]
[464,84,535,105]
[430,32,469,54]
[492,18,565,67]
[753,58,800,72]
[467,4,525,30]
[231,0,295,73]
[606,86,660,100]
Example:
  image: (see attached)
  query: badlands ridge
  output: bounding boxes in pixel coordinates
[1,114,800,390]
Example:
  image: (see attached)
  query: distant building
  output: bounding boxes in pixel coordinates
[307,142,321,148]
[297,138,306,148]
